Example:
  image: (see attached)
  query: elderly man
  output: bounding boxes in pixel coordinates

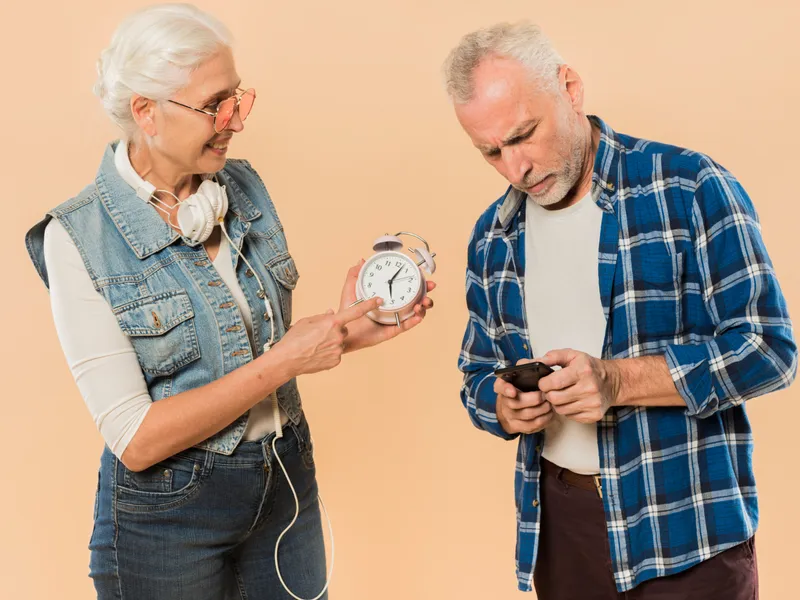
[447,22,796,599]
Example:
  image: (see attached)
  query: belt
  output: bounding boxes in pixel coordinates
[541,458,603,499]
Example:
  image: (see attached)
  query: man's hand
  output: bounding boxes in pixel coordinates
[494,360,554,434]
[537,349,621,424]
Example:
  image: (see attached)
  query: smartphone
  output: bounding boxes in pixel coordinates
[494,361,554,392]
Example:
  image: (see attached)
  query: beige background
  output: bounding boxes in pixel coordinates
[1,0,798,598]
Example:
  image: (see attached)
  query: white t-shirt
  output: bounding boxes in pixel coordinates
[44,170,282,459]
[524,192,606,475]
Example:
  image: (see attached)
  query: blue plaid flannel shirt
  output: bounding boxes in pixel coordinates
[458,116,797,592]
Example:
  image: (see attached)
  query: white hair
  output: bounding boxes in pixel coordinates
[442,21,565,104]
[93,3,233,137]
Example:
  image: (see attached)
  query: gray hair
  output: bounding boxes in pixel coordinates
[93,3,234,137]
[442,21,564,104]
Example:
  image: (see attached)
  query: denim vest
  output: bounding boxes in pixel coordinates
[25,142,303,455]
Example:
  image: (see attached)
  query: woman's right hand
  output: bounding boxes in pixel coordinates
[275,297,382,376]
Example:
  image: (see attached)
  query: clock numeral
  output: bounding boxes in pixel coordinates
[368,283,372,288]
[376,265,382,271]
[395,261,402,267]
[369,272,374,277]
[400,296,405,301]
[407,288,412,293]
[385,260,391,266]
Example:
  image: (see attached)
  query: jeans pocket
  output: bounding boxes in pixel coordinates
[116,455,206,513]
[93,469,101,520]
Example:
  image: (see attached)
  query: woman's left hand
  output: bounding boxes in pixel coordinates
[338,259,436,353]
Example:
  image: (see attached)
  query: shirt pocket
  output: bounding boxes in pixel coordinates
[113,289,201,376]
[628,247,687,343]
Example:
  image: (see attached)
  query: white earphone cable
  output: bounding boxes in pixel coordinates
[222,219,335,599]
[217,218,275,351]
[271,427,336,600]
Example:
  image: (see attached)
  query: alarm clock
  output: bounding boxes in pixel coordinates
[355,231,437,326]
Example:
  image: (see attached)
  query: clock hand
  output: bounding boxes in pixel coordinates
[386,265,404,303]
[388,265,404,285]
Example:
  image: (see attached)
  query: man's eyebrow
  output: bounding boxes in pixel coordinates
[477,119,538,154]
[502,119,538,144]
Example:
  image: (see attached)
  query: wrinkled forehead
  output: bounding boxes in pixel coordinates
[454,58,556,144]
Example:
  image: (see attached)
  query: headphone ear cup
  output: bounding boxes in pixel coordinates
[197,179,228,222]
[176,201,202,240]
[217,184,229,221]
[177,195,215,243]
[193,194,216,243]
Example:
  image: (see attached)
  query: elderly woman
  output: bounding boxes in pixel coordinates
[24,4,433,598]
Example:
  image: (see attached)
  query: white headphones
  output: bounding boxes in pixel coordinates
[114,141,334,600]
[114,141,228,244]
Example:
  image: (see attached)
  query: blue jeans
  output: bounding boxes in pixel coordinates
[89,414,327,599]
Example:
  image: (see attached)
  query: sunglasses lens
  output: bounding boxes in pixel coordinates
[238,89,256,122]
[215,97,236,132]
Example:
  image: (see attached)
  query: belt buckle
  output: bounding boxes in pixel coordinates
[593,475,603,499]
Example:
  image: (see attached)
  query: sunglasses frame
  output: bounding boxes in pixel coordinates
[167,87,256,133]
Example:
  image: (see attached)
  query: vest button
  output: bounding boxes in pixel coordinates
[245,269,254,277]
[256,289,266,299]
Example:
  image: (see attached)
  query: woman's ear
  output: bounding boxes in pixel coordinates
[130,94,157,137]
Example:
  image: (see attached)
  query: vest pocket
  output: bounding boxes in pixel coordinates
[268,255,299,326]
[113,290,201,376]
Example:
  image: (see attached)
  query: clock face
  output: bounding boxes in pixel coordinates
[359,251,422,310]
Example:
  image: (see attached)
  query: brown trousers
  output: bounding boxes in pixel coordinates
[533,459,758,600]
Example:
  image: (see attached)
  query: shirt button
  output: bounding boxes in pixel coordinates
[532,499,539,508]
[523,344,528,351]
[606,181,615,191]
[246,269,254,277]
